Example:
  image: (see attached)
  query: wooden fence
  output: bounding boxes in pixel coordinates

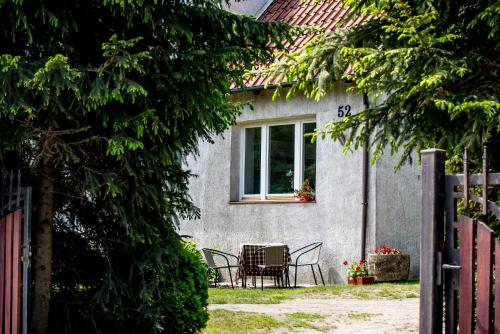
[420,149,500,333]
[0,171,31,334]
[1,209,23,334]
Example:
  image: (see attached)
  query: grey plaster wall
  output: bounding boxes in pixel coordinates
[180,82,419,284]
[374,151,421,278]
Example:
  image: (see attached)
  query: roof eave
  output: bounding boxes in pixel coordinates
[230,81,294,94]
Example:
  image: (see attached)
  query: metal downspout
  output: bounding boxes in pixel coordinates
[360,92,370,261]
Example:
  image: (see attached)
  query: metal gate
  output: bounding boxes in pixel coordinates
[420,149,500,333]
[0,171,31,334]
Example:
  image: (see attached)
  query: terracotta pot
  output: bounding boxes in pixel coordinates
[347,276,374,285]
[368,254,410,282]
[356,276,375,285]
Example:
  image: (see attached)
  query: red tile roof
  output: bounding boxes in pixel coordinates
[241,0,368,89]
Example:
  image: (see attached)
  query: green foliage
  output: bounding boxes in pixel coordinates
[262,0,500,167]
[343,260,368,278]
[0,0,292,332]
[172,241,209,333]
[294,179,315,197]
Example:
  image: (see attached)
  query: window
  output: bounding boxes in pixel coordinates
[240,121,316,200]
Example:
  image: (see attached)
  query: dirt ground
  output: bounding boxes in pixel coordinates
[209,297,419,333]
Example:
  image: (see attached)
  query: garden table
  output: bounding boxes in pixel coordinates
[236,243,291,287]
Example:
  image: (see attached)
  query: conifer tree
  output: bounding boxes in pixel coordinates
[264,0,499,165]
[0,1,290,333]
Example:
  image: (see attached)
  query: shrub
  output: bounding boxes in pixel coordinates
[173,241,209,333]
[49,224,209,334]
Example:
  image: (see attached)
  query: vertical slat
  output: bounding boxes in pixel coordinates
[8,171,13,212]
[495,239,500,334]
[463,149,469,208]
[22,187,32,334]
[12,209,23,334]
[4,213,13,334]
[0,217,5,333]
[16,170,21,208]
[482,146,488,215]
[445,178,459,333]
[476,222,493,334]
[1,171,6,217]
[420,149,446,334]
[458,216,475,333]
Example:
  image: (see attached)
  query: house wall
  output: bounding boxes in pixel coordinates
[179,82,419,284]
[223,0,272,16]
[374,151,421,278]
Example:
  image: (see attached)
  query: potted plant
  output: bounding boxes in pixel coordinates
[342,260,374,285]
[294,179,315,202]
[368,245,410,282]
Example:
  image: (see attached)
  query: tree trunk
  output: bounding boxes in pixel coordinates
[31,157,55,334]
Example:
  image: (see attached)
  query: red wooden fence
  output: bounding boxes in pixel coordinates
[420,149,500,334]
[458,216,499,334]
[0,209,23,334]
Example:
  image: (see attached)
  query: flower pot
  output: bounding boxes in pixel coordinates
[368,254,410,282]
[347,276,375,285]
[294,195,315,202]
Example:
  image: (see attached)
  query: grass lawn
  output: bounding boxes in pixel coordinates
[204,281,420,333]
[203,310,331,334]
[208,280,419,304]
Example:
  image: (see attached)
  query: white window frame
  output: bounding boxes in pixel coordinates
[239,120,316,200]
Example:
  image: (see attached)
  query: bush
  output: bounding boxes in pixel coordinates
[49,213,209,334]
[172,241,209,333]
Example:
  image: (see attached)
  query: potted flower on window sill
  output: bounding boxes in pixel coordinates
[343,260,374,285]
[294,179,315,202]
[368,245,410,282]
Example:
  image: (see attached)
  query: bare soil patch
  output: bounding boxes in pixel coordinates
[209,297,419,333]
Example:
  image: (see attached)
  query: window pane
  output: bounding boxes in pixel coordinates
[304,123,316,188]
[269,124,294,193]
[244,127,261,194]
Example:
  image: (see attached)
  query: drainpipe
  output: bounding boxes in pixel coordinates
[360,92,370,262]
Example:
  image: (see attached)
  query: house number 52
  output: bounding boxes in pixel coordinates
[337,105,352,118]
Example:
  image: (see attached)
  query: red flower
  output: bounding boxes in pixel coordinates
[359,260,365,265]
[355,266,361,271]
[342,260,348,266]
[373,245,403,255]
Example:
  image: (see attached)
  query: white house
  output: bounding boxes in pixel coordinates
[180,0,421,284]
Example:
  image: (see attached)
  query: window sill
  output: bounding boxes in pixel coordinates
[228,200,316,205]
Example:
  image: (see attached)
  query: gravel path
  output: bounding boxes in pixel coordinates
[209,297,419,333]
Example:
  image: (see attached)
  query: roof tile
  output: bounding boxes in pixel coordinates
[239,0,356,89]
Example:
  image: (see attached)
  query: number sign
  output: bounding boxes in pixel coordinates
[337,105,352,118]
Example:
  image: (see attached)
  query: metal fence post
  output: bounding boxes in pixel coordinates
[420,149,446,334]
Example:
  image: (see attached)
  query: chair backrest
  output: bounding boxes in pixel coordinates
[309,242,322,263]
[257,245,285,267]
[293,242,323,265]
[202,248,216,268]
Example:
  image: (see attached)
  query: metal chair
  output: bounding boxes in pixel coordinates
[202,248,240,289]
[289,242,325,287]
[253,245,288,291]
